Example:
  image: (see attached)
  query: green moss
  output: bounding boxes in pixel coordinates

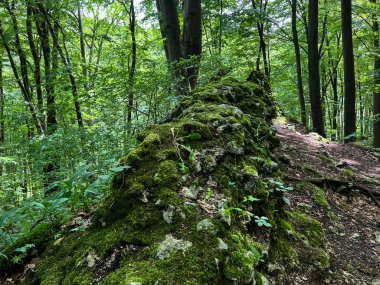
[179,132,202,142]
[154,160,181,187]
[269,211,330,277]
[156,147,177,162]
[19,75,289,284]
[223,231,261,283]
[0,221,60,273]
[141,133,161,146]
[318,153,334,164]
[313,186,331,210]
[255,272,269,285]
[290,212,326,248]
[343,169,355,177]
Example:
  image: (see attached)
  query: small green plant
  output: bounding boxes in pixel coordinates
[10,243,35,264]
[242,195,260,203]
[223,207,253,218]
[205,189,213,201]
[171,128,197,175]
[254,216,272,227]
[270,179,294,192]
[223,196,271,228]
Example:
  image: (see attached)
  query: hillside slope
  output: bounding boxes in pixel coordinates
[274,119,380,284]
[2,76,377,284]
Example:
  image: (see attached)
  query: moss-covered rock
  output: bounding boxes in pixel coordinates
[14,74,329,285]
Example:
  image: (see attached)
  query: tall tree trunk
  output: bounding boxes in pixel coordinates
[156,0,170,61]
[37,3,84,128]
[341,0,356,143]
[371,0,380,148]
[326,34,341,134]
[0,54,3,177]
[291,0,307,126]
[308,0,325,136]
[157,0,188,95]
[251,0,270,78]
[78,0,88,91]
[182,0,202,89]
[26,4,44,119]
[0,55,4,146]
[34,8,57,134]
[219,0,223,55]
[0,19,44,134]
[127,0,137,131]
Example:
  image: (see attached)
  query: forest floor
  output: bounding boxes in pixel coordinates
[2,118,380,285]
[274,117,380,285]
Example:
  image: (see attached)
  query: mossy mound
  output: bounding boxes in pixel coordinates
[10,75,329,284]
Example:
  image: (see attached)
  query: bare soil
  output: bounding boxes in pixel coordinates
[274,118,380,285]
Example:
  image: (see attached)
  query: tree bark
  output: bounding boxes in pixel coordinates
[34,7,57,134]
[307,0,325,136]
[182,0,202,89]
[157,0,202,93]
[291,0,307,126]
[127,0,137,130]
[37,2,84,128]
[371,0,380,148]
[0,55,4,145]
[219,0,223,55]
[0,18,44,134]
[156,0,170,61]
[341,0,356,143]
[251,0,270,78]
[26,4,44,118]
[78,0,88,91]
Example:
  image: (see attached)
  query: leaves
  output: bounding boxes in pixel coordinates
[242,195,261,203]
[254,216,272,228]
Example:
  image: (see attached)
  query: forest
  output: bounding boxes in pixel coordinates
[0,0,379,284]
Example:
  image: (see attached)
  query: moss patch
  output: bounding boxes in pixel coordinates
[14,74,329,285]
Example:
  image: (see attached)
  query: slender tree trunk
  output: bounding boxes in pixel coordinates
[308,0,325,136]
[341,0,356,143]
[156,0,170,61]
[326,34,341,134]
[291,0,307,125]
[219,0,223,55]
[358,80,364,140]
[0,54,3,176]
[0,55,4,145]
[331,72,339,130]
[0,19,44,134]
[27,4,44,118]
[35,8,57,134]
[182,0,202,89]
[371,0,380,148]
[78,0,88,90]
[157,0,188,94]
[127,0,137,131]
[38,3,84,128]
[251,0,270,78]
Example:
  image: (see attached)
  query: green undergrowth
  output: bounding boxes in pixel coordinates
[3,74,330,284]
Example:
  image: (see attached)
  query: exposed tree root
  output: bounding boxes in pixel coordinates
[285,176,380,207]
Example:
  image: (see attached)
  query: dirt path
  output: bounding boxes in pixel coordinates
[274,118,380,285]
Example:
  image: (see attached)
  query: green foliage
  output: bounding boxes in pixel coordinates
[254,216,272,228]
[270,179,294,192]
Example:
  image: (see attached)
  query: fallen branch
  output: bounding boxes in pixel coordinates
[285,176,380,207]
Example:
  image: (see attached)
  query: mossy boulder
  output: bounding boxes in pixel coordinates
[11,74,328,284]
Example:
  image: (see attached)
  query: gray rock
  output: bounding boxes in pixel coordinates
[156,234,193,260]
[163,206,175,224]
[217,238,228,250]
[197,219,216,234]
